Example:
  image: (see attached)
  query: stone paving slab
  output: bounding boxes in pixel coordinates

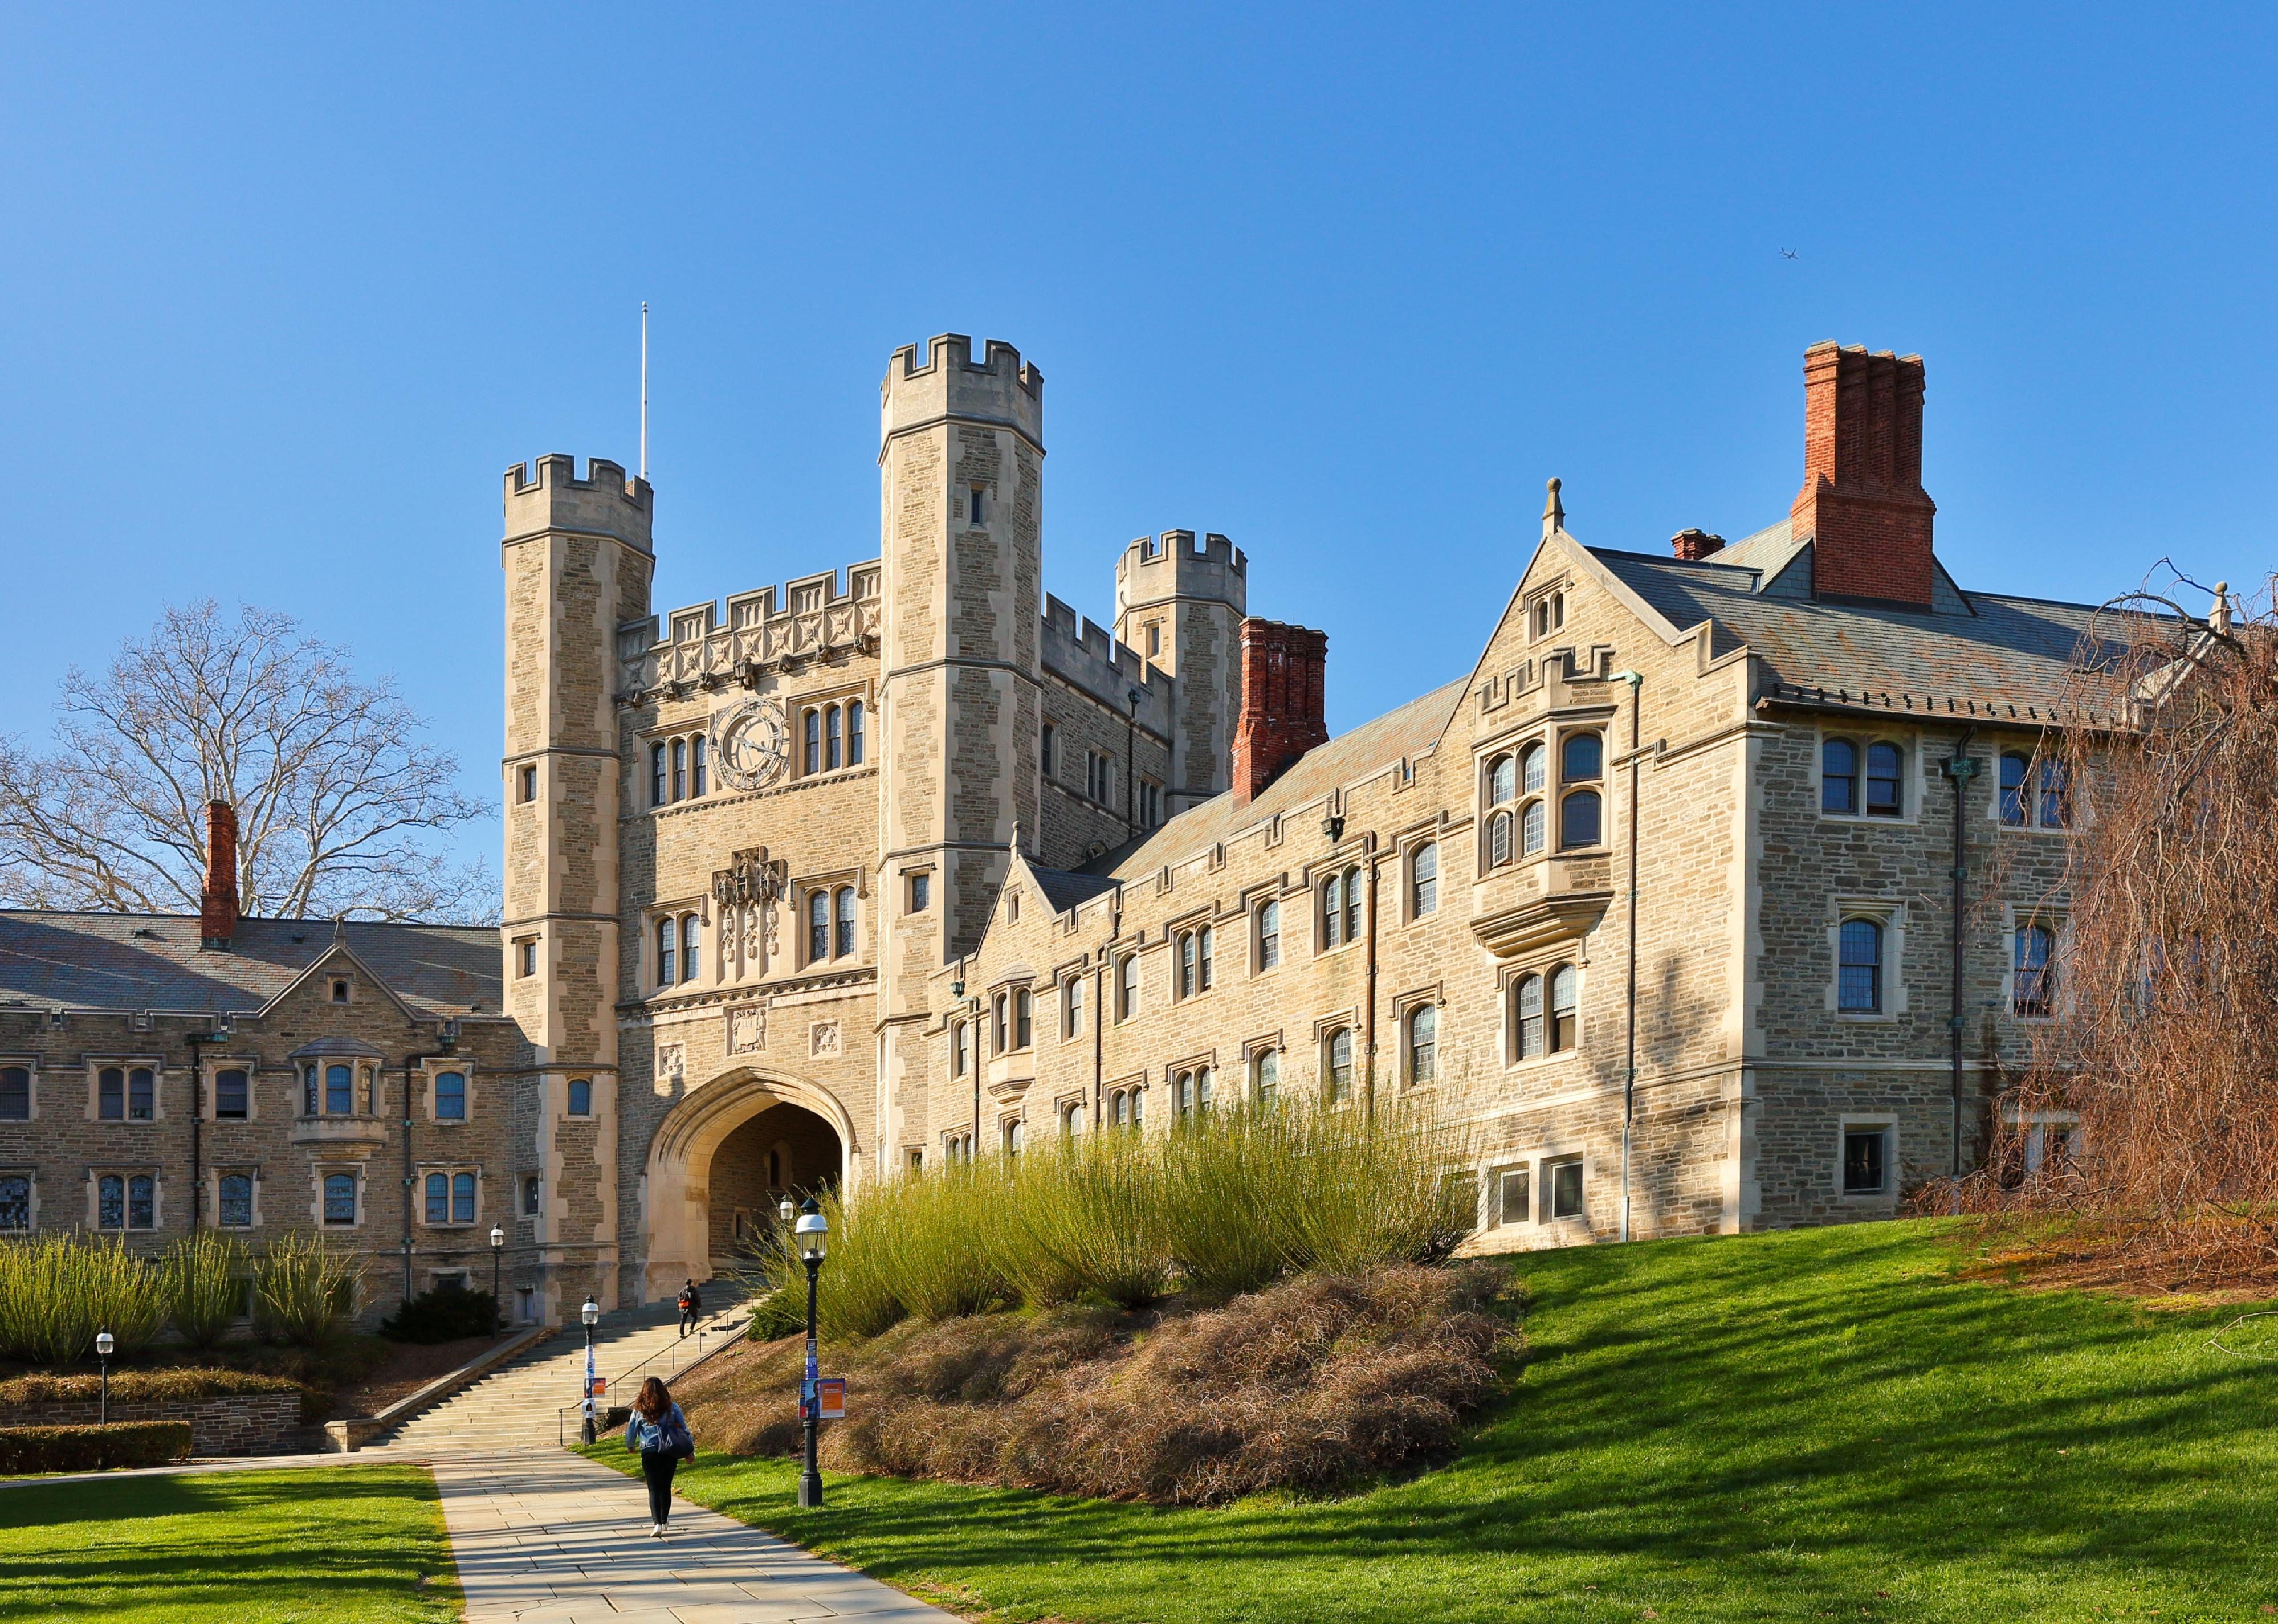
[434,1450,960,1623]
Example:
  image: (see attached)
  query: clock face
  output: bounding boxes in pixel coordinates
[712,699,789,791]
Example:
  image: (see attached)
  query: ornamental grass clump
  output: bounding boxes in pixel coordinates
[1008,1127,1173,1309]
[251,1233,356,1346]
[165,1231,250,1350]
[0,1235,170,1365]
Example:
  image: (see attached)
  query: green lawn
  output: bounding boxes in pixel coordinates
[588,1219,2278,1622]
[0,1465,460,1623]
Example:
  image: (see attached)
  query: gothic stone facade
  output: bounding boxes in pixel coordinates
[0,337,2102,1324]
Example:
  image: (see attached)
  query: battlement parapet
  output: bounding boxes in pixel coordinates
[1040,594,1172,734]
[619,560,883,697]
[879,334,1045,447]
[503,454,653,552]
[1112,530,1248,619]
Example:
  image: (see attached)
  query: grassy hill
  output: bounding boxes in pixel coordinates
[593,1219,2278,1622]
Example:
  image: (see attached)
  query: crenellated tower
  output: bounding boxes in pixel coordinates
[874,336,1046,1167]
[1114,530,1247,815]
[500,454,653,1312]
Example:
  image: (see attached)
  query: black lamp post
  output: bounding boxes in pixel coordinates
[488,1226,505,1335]
[794,1197,828,1508]
[578,1294,600,1445]
[95,1330,113,1425]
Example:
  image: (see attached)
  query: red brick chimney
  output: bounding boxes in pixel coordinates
[1232,618,1328,805]
[1670,528,1725,561]
[1789,342,1937,608]
[199,800,239,950]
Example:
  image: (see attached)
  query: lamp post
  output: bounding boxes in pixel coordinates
[488,1226,505,1335]
[578,1295,600,1445]
[794,1197,828,1508]
[95,1330,113,1425]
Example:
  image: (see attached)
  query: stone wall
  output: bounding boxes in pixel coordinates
[12,1393,306,1456]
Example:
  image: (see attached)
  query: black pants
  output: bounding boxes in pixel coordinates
[679,1308,697,1335]
[642,1450,678,1524]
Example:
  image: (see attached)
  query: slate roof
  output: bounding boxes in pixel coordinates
[1590,543,2146,727]
[1083,677,1469,883]
[1028,867,1122,916]
[0,912,502,1019]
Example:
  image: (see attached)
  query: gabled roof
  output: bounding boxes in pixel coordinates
[0,912,502,1019]
[1029,866,1120,916]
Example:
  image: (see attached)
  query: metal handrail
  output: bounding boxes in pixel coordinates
[556,1306,750,1446]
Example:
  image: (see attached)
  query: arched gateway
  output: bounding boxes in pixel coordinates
[639,1070,856,1299]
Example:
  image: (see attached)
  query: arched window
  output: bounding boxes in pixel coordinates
[1254,1049,1278,1108]
[325,1064,353,1116]
[99,1066,124,1121]
[1063,977,1083,1038]
[1838,919,1883,1013]
[1514,973,1544,1060]
[1521,742,1546,796]
[217,1173,252,1229]
[691,734,708,797]
[1865,742,1902,816]
[834,887,857,958]
[1179,932,1197,998]
[1321,871,1344,948]
[1521,798,1546,856]
[128,1067,154,1121]
[825,704,843,770]
[566,1078,593,1116]
[1197,1067,1213,1111]
[1197,926,1214,990]
[1342,865,1363,942]
[768,1149,782,1186]
[214,1068,248,1120]
[423,1172,447,1224]
[807,891,829,964]
[1014,987,1032,1048]
[1130,1086,1145,1129]
[1257,900,1280,969]
[300,1067,317,1117]
[1560,790,1602,850]
[2039,759,2072,828]
[2015,923,2055,1016]
[1112,1089,1128,1127]
[657,917,676,988]
[1562,732,1603,783]
[670,737,687,802]
[1548,964,1579,1052]
[803,709,821,776]
[1411,843,1438,917]
[434,1071,466,1121]
[1408,1004,1437,1085]
[1822,738,1859,814]
[1488,810,1513,867]
[322,1172,357,1226]
[847,700,866,765]
[992,992,1008,1054]
[1118,953,1139,1021]
[1063,1101,1083,1137]
[1175,1072,1193,1116]
[952,1020,971,1076]
[452,1172,476,1225]
[682,913,702,981]
[97,1173,124,1229]
[1326,1029,1354,1103]
[1488,754,1516,807]
[650,742,667,807]
[1999,752,2030,825]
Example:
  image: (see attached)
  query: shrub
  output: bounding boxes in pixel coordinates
[0,1368,299,1406]
[377,1281,498,1344]
[252,1234,356,1346]
[0,1235,170,1365]
[0,1421,193,1473]
[165,1232,250,1350]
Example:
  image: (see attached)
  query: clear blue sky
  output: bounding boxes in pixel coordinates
[3,6,2272,884]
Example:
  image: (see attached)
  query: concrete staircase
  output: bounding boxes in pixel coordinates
[366,1290,748,1455]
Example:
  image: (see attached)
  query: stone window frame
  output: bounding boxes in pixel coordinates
[1836,1112,1899,1201]
[1242,1033,1285,1107]
[1040,721,1057,782]
[1825,899,1906,1022]
[515,936,539,980]
[1114,950,1142,1024]
[1405,836,1441,923]
[210,1165,261,1231]
[1555,727,1608,852]
[903,865,934,916]
[417,1162,486,1230]
[999,1114,1025,1156]
[1392,985,1445,1091]
[950,1017,973,1078]
[795,870,864,971]
[1248,889,1283,976]
[2000,901,2069,1023]
[87,1056,166,1124]
[988,981,1036,1055]
[423,1062,477,1126]
[647,899,710,993]
[1991,742,2077,835]
[520,1172,543,1220]
[299,1058,380,1120]
[1540,1152,1590,1226]
[1105,1074,1147,1132]
[640,726,718,810]
[1313,1012,1360,1107]
[0,1166,38,1233]
[1314,859,1365,956]
[1171,912,1216,1002]
[204,1055,259,1122]
[1166,1050,1219,1121]
[316,1164,364,1228]
[1498,958,1582,1067]
[1054,1092,1089,1137]
[1485,1162,1531,1229]
[1817,727,1920,825]
[564,1078,596,1119]
[1058,972,1085,1044]
[1526,583,1568,644]
[518,761,539,805]
[0,1055,38,1123]
[793,683,874,781]
[2000,1107,2084,1182]
[91,1167,163,1232]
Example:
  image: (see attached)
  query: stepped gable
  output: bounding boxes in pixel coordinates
[0,912,500,1018]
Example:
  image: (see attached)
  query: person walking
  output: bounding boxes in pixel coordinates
[624,1376,694,1537]
[676,1279,701,1338]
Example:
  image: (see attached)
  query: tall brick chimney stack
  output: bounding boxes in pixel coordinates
[1670,528,1725,561]
[199,800,239,950]
[1232,618,1329,805]
[1789,342,1936,608]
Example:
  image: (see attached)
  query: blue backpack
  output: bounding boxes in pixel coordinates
[653,1408,694,1460]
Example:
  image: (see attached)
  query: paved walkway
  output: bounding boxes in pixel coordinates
[435,1448,957,1623]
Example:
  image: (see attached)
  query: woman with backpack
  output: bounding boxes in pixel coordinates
[624,1376,694,1536]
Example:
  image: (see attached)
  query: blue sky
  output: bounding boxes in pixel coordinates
[3,5,2272,886]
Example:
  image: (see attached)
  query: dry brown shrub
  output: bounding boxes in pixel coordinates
[674,1262,1516,1505]
[1946,569,2278,1292]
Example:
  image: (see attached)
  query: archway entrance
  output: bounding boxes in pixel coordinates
[703,1102,841,1264]
[639,1069,855,1303]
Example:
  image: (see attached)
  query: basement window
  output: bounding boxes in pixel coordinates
[1546,1157,1585,1221]
[1842,1125,1890,1195]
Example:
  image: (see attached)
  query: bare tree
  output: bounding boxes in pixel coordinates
[0,600,494,923]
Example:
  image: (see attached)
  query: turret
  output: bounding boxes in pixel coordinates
[1114,530,1247,814]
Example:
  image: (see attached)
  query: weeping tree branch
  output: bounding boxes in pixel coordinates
[0,600,495,923]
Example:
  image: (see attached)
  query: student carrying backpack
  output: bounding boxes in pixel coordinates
[624,1376,695,1536]
[677,1279,702,1337]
